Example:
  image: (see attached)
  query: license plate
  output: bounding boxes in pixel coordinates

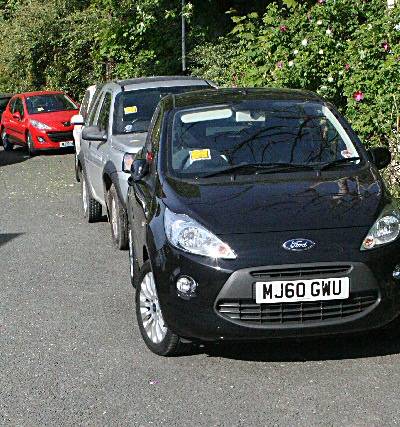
[60,141,74,148]
[255,277,350,304]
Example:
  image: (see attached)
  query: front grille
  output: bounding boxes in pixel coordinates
[47,131,73,142]
[250,265,352,280]
[217,292,378,326]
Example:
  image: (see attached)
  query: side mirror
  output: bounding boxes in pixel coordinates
[130,159,149,182]
[368,146,391,170]
[82,126,107,142]
[71,114,85,126]
[12,111,21,120]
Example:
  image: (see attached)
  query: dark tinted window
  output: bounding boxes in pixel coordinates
[9,98,16,113]
[113,85,209,135]
[26,94,77,114]
[170,101,360,178]
[87,89,104,126]
[14,98,25,119]
[97,93,112,132]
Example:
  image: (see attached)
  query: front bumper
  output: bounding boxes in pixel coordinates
[152,238,400,342]
[30,128,75,150]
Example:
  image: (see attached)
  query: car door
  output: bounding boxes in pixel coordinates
[2,98,15,138]
[86,91,112,204]
[7,97,26,144]
[131,106,163,262]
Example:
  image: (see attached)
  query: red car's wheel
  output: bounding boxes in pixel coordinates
[26,132,37,157]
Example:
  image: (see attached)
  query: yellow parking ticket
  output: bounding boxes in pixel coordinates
[124,106,138,114]
[190,149,211,162]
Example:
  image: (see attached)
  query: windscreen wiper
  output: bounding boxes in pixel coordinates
[200,162,316,178]
[318,157,361,171]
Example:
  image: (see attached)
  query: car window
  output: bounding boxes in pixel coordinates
[25,94,77,114]
[14,98,25,119]
[8,98,16,113]
[87,90,104,126]
[148,107,163,155]
[97,92,112,133]
[80,90,91,119]
[169,101,360,178]
[112,85,209,135]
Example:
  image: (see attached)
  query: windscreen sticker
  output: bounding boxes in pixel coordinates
[124,106,138,114]
[37,107,44,112]
[341,149,353,158]
[190,149,211,163]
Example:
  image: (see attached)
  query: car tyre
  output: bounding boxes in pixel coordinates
[26,132,37,157]
[128,223,139,287]
[108,184,128,250]
[135,260,189,356]
[1,129,13,151]
[81,172,102,222]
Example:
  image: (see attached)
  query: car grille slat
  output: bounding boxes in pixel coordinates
[217,292,378,325]
[250,265,352,280]
[47,131,74,142]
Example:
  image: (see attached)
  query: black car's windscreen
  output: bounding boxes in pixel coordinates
[169,101,360,177]
[113,85,210,135]
[26,94,78,114]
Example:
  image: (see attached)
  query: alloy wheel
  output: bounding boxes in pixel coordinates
[82,176,88,215]
[139,272,167,344]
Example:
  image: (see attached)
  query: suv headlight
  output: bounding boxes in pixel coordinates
[361,203,400,250]
[30,119,51,130]
[164,207,236,259]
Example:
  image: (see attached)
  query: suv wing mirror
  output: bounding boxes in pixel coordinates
[82,126,107,142]
[130,159,149,182]
[12,111,21,120]
[71,114,85,126]
[368,146,391,170]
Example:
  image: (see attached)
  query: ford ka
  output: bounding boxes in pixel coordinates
[127,88,400,356]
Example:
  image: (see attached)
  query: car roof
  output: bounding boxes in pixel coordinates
[113,76,210,92]
[17,91,65,97]
[163,87,324,110]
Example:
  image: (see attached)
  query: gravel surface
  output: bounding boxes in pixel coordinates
[1,146,400,426]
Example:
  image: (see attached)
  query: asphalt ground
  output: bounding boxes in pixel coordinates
[1,146,400,426]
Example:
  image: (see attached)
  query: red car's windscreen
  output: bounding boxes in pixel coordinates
[26,94,78,115]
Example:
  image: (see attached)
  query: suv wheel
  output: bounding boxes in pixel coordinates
[136,260,187,356]
[26,132,37,156]
[108,185,128,250]
[2,129,13,151]
[81,173,102,222]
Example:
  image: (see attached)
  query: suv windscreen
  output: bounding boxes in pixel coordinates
[169,100,360,178]
[113,85,209,135]
[26,94,78,114]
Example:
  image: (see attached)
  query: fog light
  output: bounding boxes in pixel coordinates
[176,276,197,296]
[394,265,400,280]
[37,137,46,144]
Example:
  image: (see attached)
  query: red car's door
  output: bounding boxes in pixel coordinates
[7,97,27,144]
[2,98,15,139]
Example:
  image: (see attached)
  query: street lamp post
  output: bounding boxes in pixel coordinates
[182,0,186,73]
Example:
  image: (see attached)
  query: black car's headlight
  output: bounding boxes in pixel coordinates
[361,203,400,250]
[164,207,236,259]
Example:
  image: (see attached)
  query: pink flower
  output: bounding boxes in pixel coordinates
[279,25,288,32]
[353,90,364,102]
[276,61,284,69]
[345,63,350,71]
[382,41,390,52]
[317,0,326,4]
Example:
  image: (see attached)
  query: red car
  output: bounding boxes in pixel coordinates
[1,91,79,155]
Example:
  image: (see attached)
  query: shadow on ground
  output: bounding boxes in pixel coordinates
[0,146,29,167]
[202,330,400,362]
[0,233,24,247]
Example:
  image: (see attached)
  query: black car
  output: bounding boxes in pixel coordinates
[127,88,400,356]
[0,93,13,144]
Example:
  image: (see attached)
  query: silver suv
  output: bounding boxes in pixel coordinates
[77,76,215,249]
